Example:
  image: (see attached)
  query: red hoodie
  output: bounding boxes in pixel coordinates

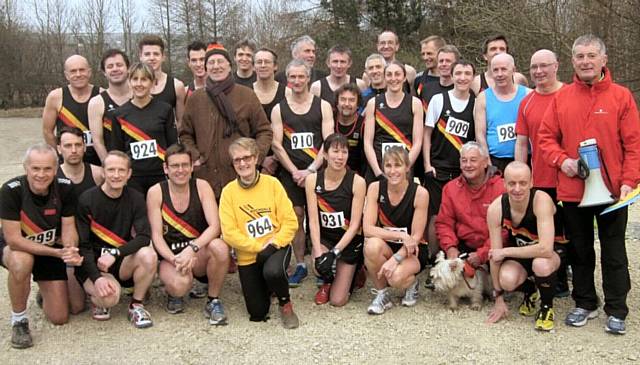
[538,68,640,202]
[436,169,505,263]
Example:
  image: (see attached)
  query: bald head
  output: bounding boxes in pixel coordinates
[504,161,531,181]
[529,49,559,88]
[64,55,90,71]
[491,53,515,69]
[63,55,91,88]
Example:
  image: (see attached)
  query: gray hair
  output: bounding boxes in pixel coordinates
[290,35,316,57]
[285,59,311,78]
[572,34,606,56]
[460,141,488,158]
[23,143,58,168]
[365,53,386,69]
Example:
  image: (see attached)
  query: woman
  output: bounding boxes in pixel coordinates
[219,137,300,329]
[305,133,366,306]
[111,62,177,194]
[363,60,423,184]
[363,146,429,315]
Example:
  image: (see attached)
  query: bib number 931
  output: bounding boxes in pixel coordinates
[320,211,345,229]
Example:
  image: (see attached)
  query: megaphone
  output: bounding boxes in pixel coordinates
[578,138,615,207]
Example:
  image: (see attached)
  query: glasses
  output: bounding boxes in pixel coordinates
[529,63,554,71]
[168,162,191,170]
[232,154,255,165]
[255,59,273,65]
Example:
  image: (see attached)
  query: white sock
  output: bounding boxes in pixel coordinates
[297,262,307,269]
[11,310,27,326]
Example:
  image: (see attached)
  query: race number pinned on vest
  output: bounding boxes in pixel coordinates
[445,117,470,138]
[130,140,158,160]
[83,130,93,146]
[383,226,407,243]
[246,216,273,238]
[320,211,345,229]
[496,123,516,143]
[291,133,314,150]
[27,228,57,246]
[382,143,405,157]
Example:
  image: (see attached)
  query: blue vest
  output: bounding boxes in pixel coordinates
[485,85,527,158]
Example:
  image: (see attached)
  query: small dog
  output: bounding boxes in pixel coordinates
[430,251,492,310]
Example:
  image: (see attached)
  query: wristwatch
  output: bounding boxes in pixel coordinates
[392,253,404,263]
[492,289,504,299]
[104,248,120,257]
[188,241,200,253]
[331,247,340,257]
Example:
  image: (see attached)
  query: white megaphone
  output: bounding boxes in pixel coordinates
[578,139,615,207]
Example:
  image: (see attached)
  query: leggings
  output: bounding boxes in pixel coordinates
[237,246,292,322]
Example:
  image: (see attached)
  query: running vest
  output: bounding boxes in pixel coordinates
[430,91,476,173]
[373,93,413,166]
[319,76,352,108]
[160,179,208,254]
[360,86,385,116]
[485,85,527,158]
[56,85,100,165]
[185,81,197,98]
[335,115,364,173]
[315,169,358,245]
[377,179,417,242]
[479,73,489,93]
[56,162,96,197]
[100,91,122,150]
[420,81,453,113]
[261,82,287,122]
[234,72,257,88]
[152,75,177,109]
[279,96,324,169]
[415,72,439,99]
[501,189,567,247]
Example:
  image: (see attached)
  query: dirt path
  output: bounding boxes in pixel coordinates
[0,118,639,364]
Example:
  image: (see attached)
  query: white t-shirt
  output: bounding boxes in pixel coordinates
[425,90,471,127]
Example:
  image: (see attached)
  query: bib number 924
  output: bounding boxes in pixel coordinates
[130,140,158,160]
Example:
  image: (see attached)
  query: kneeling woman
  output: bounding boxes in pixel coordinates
[305,133,366,306]
[219,137,300,329]
[363,146,429,315]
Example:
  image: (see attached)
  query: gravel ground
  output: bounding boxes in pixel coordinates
[1,118,639,364]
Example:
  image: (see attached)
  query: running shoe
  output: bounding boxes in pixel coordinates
[288,265,308,287]
[519,290,539,316]
[128,304,153,329]
[605,315,626,335]
[564,307,598,327]
[11,318,32,349]
[204,299,228,326]
[166,295,184,314]
[401,280,419,307]
[314,283,331,305]
[367,288,392,315]
[534,305,555,331]
[280,302,299,329]
[92,304,111,321]
[189,282,208,299]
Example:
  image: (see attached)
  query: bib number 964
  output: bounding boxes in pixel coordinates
[246,216,273,238]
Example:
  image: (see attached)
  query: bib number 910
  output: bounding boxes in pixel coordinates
[320,211,345,229]
[497,123,516,143]
[291,133,314,150]
[130,140,158,160]
[27,228,57,246]
[246,216,273,238]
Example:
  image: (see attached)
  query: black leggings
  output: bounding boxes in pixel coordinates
[238,246,292,322]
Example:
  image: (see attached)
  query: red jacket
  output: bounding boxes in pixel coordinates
[436,169,505,263]
[538,68,640,202]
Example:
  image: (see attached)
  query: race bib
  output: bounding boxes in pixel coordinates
[445,117,470,138]
[130,139,158,160]
[291,133,314,150]
[320,211,345,229]
[27,228,57,246]
[383,226,408,244]
[246,216,274,238]
[83,130,93,146]
[382,143,405,157]
[496,123,516,143]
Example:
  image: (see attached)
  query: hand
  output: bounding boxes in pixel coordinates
[560,158,579,178]
[292,169,311,187]
[256,243,277,265]
[489,248,505,263]
[60,246,83,266]
[377,257,399,280]
[261,156,279,175]
[620,184,634,200]
[175,249,196,275]
[486,297,509,324]
[446,247,460,260]
[403,234,418,256]
[97,253,116,272]
[314,251,337,282]
[193,157,204,167]
[424,166,436,178]
[94,276,117,298]
[467,252,482,267]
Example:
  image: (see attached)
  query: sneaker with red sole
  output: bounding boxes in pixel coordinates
[314,283,331,305]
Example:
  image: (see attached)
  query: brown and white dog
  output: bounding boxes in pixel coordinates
[430,251,492,310]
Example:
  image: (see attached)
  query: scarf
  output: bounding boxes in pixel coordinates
[238,171,260,189]
[206,75,239,138]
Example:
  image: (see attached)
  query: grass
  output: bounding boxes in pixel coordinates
[0,107,42,118]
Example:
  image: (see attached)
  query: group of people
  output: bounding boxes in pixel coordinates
[1,30,638,349]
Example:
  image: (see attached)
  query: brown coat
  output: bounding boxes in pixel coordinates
[179,85,273,198]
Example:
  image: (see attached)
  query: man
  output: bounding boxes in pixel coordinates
[514,49,570,296]
[436,141,504,267]
[360,53,387,110]
[474,53,530,173]
[420,45,460,111]
[75,151,158,328]
[147,144,230,322]
[185,41,207,98]
[414,35,446,99]
[471,34,529,95]
[42,55,101,165]
[57,127,104,196]
[310,45,366,107]
[233,39,257,87]
[271,60,334,286]
[539,34,640,335]
[371,31,417,91]
[179,42,273,199]
[423,60,476,255]
[88,49,132,162]
[275,35,327,84]
[0,144,84,348]
[486,162,564,331]
[334,83,365,175]
[138,35,186,127]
